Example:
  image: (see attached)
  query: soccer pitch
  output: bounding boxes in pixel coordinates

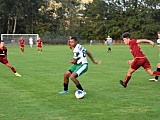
[0,44,160,120]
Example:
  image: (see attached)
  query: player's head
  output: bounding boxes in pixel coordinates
[0,40,4,47]
[158,31,160,39]
[122,32,130,45]
[70,37,78,47]
[122,32,130,38]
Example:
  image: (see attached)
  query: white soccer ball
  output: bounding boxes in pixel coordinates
[75,90,85,99]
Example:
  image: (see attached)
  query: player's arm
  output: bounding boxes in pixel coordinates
[86,50,101,64]
[127,59,134,65]
[41,41,43,46]
[137,39,154,46]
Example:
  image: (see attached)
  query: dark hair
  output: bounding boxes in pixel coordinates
[158,31,160,34]
[122,32,131,38]
[71,37,78,41]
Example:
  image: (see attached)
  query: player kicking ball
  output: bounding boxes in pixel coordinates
[59,37,101,94]
[0,40,21,77]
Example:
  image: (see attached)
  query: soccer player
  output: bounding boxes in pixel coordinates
[59,37,101,94]
[105,36,112,53]
[119,32,160,88]
[0,41,21,77]
[37,37,43,53]
[19,37,25,53]
[149,31,160,82]
[67,36,72,51]
[90,40,93,46]
[29,37,33,48]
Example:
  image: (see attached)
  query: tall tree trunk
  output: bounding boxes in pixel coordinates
[13,17,17,34]
[7,17,10,34]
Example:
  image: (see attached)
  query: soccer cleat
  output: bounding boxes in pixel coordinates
[149,78,158,82]
[120,80,127,88]
[59,90,69,94]
[15,73,21,77]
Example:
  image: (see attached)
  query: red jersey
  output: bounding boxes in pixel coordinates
[19,39,25,46]
[129,39,145,58]
[37,39,42,47]
[0,46,7,58]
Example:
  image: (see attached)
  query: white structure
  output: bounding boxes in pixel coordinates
[1,34,39,45]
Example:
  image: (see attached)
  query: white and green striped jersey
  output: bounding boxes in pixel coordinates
[73,44,88,64]
[157,39,160,46]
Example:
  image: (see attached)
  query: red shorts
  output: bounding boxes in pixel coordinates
[20,45,24,47]
[37,45,42,47]
[131,57,151,70]
[0,57,8,64]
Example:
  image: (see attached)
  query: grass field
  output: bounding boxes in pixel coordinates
[0,44,160,120]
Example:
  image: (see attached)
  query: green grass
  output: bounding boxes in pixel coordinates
[0,44,160,120]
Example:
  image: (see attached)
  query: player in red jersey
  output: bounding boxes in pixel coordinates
[120,32,160,88]
[37,37,43,53]
[0,41,21,77]
[67,36,72,51]
[19,37,25,53]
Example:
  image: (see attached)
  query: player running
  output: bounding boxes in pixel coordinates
[59,37,101,94]
[37,37,43,53]
[19,37,25,53]
[105,36,112,53]
[120,32,160,88]
[0,41,21,77]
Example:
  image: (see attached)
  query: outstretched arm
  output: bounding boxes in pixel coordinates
[137,39,154,46]
[86,50,101,64]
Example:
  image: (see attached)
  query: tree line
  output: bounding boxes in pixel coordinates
[0,0,160,43]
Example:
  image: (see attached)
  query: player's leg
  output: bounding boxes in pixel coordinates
[120,58,140,87]
[37,47,40,53]
[20,46,22,52]
[20,46,24,53]
[70,72,83,90]
[70,64,88,91]
[59,71,71,94]
[149,63,160,81]
[144,59,160,80]
[3,60,21,77]
[40,47,42,52]
[146,68,160,77]
[59,65,75,94]
[22,46,24,53]
[120,67,135,88]
[63,71,71,90]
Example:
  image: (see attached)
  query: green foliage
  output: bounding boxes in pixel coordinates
[0,0,159,41]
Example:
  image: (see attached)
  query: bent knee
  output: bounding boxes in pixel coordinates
[148,71,153,75]
[64,71,71,77]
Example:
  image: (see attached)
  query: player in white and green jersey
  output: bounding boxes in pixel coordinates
[106,36,112,53]
[59,37,101,94]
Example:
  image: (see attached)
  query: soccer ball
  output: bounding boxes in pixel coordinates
[75,90,85,99]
